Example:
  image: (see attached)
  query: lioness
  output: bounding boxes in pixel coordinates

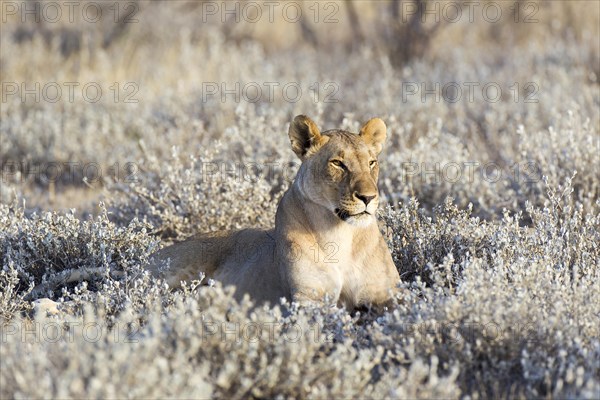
[149,115,400,309]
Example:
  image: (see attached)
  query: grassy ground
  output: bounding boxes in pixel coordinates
[1,1,599,398]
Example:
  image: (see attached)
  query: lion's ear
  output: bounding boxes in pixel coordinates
[359,118,387,155]
[288,115,325,160]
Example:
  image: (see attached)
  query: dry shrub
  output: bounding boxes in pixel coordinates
[1,175,599,398]
[0,201,161,318]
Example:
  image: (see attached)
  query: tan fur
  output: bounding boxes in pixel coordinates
[148,115,401,309]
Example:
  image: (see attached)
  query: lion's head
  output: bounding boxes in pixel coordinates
[288,115,387,227]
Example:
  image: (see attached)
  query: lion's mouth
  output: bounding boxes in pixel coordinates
[335,208,370,221]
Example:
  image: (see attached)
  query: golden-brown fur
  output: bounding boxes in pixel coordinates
[148,115,400,309]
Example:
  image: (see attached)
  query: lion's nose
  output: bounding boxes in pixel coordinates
[355,193,376,206]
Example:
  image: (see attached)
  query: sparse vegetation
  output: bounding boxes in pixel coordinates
[1,1,599,398]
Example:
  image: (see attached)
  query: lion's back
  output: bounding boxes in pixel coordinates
[149,228,286,303]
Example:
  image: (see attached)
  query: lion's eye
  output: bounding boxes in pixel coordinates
[330,159,346,169]
[369,160,378,168]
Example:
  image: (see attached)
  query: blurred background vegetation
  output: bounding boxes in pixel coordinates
[1,0,598,217]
